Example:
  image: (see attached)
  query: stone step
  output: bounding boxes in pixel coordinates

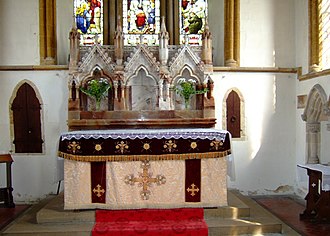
[1,190,297,235]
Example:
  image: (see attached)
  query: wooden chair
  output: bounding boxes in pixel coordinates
[0,154,15,208]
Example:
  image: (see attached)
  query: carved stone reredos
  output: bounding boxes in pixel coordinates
[79,45,114,73]
[124,44,160,84]
[70,42,210,92]
[169,45,204,80]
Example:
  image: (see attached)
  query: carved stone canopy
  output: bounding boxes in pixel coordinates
[67,20,215,130]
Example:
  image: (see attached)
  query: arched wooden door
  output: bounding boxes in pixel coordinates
[11,83,43,153]
[226,90,241,138]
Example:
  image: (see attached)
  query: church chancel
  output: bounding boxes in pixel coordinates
[58,129,231,210]
[58,0,232,211]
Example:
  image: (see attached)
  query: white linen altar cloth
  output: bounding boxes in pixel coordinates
[298,164,330,191]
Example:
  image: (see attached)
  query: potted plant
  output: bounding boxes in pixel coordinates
[80,78,111,111]
[175,78,208,109]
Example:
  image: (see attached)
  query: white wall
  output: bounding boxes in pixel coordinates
[57,0,74,65]
[294,0,309,74]
[0,70,69,202]
[212,72,297,195]
[208,0,224,66]
[240,0,296,67]
[0,0,39,65]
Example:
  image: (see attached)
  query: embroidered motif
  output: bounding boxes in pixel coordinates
[125,161,166,200]
[187,183,200,196]
[190,141,198,149]
[67,141,81,154]
[115,140,129,154]
[94,143,102,152]
[210,140,223,150]
[163,140,177,153]
[93,184,105,198]
[142,141,152,153]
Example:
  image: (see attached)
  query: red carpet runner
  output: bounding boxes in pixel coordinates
[92,208,208,236]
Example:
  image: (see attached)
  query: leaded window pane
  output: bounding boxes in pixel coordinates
[179,0,208,45]
[74,0,103,45]
[123,0,160,46]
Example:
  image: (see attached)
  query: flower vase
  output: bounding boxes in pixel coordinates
[184,98,191,110]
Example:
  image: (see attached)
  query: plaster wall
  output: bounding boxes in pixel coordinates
[294,0,309,74]
[212,72,297,195]
[0,0,39,65]
[57,0,74,65]
[0,70,68,202]
[240,0,296,67]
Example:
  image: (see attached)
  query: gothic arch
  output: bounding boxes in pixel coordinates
[126,67,158,111]
[9,80,44,153]
[79,67,114,111]
[222,88,245,139]
[301,84,328,164]
[302,84,328,123]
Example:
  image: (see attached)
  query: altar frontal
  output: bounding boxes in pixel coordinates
[58,129,231,210]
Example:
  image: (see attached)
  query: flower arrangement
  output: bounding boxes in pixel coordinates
[80,78,111,111]
[175,78,208,109]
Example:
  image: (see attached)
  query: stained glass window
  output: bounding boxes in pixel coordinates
[179,0,208,45]
[74,0,103,45]
[123,0,161,46]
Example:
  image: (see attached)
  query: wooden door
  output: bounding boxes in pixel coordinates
[12,83,43,153]
[226,90,241,138]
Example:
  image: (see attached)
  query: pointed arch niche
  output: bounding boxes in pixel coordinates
[9,81,44,153]
[126,67,158,111]
[301,84,328,164]
[222,88,245,139]
[172,67,204,110]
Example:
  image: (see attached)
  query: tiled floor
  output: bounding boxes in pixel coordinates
[254,196,330,236]
[0,204,30,231]
[1,196,330,235]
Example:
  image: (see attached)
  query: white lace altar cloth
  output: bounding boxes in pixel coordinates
[60,128,229,141]
[298,164,330,191]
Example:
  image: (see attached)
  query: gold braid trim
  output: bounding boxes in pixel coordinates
[57,150,231,162]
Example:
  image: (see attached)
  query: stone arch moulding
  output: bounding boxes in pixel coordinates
[79,66,114,112]
[302,84,328,123]
[222,87,245,140]
[126,66,159,111]
[9,80,45,154]
[301,84,328,164]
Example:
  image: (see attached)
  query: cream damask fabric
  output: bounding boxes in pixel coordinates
[64,158,227,210]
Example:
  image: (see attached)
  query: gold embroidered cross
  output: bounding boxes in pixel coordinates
[210,140,223,150]
[115,141,129,154]
[125,161,166,200]
[67,141,81,154]
[163,140,177,152]
[187,183,199,196]
[93,184,105,198]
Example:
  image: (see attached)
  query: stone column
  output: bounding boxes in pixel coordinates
[309,0,321,72]
[306,122,320,164]
[224,0,239,67]
[39,0,57,65]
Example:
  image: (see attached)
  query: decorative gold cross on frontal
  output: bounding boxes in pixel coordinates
[93,184,105,198]
[125,160,166,200]
[187,183,199,196]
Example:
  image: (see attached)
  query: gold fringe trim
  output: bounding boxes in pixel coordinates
[57,150,231,162]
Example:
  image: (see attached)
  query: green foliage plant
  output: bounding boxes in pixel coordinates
[175,78,208,109]
[80,78,111,111]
